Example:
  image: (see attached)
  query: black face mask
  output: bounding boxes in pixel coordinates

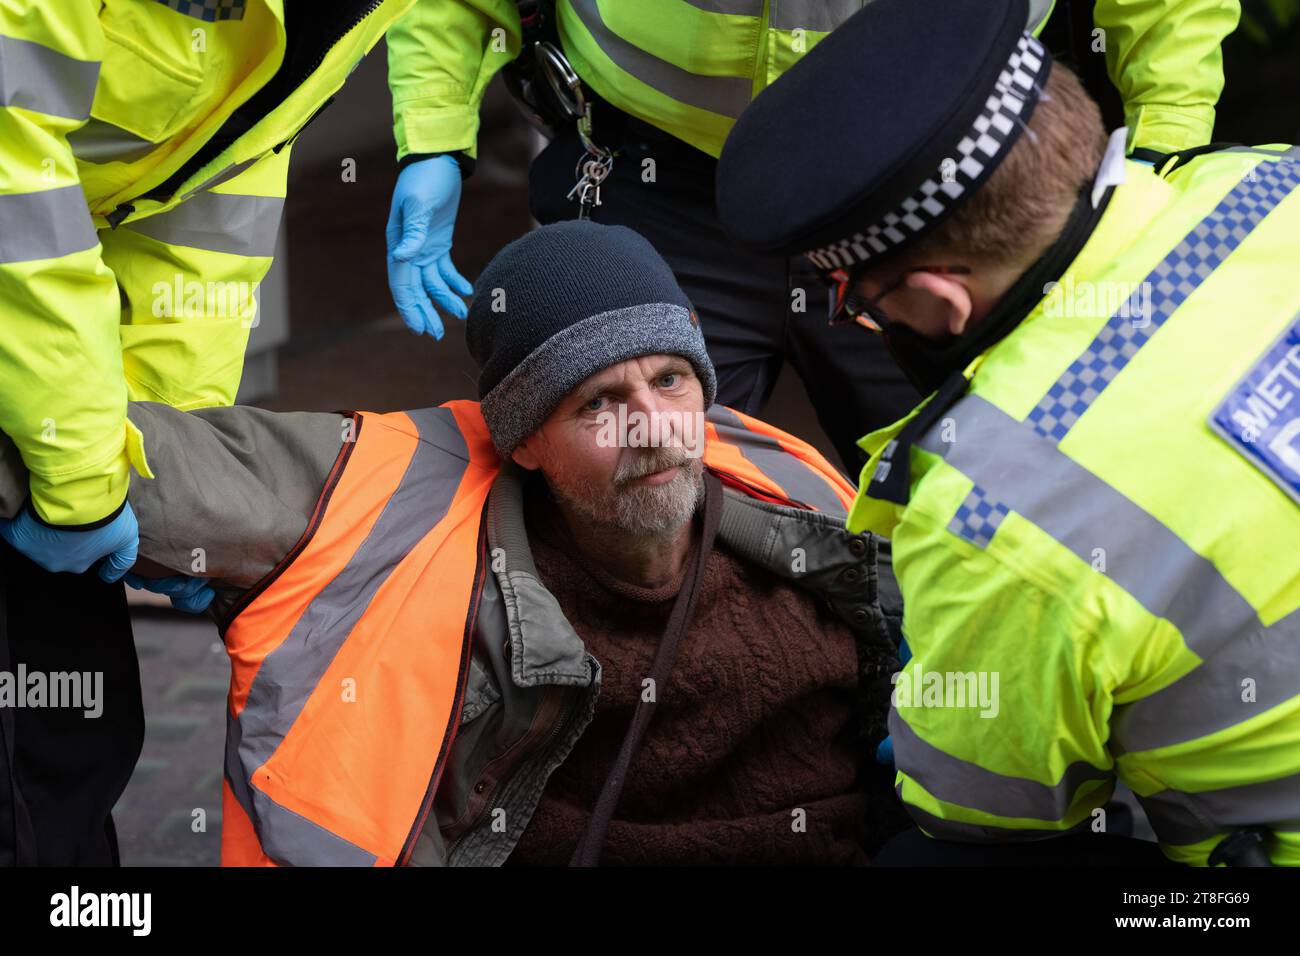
[878,184,1114,396]
[880,322,967,396]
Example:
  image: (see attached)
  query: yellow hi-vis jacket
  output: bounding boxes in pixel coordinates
[387,0,1241,163]
[0,0,416,526]
[848,145,1300,866]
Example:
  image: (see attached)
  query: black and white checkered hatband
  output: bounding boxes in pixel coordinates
[804,33,1051,272]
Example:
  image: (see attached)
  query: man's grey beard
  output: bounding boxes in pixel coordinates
[547,446,706,536]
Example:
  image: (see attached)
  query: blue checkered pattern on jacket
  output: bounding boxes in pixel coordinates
[948,484,1010,549]
[1028,157,1300,443]
[935,155,1298,552]
[155,0,245,22]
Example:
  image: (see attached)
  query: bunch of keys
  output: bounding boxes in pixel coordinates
[534,41,619,219]
[567,150,614,219]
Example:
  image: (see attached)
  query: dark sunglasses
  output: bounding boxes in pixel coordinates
[823,264,972,333]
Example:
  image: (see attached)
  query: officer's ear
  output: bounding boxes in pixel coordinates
[902,269,974,337]
[511,437,542,471]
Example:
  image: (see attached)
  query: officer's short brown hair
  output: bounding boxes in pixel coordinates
[907,63,1108,268]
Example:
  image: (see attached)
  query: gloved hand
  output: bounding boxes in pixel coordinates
[0,500,139,582]
[122,572,215,614]
[385,154,475,340]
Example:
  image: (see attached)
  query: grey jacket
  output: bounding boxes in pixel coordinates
[0,401,906,864]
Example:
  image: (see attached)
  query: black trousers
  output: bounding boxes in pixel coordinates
[0,538,143,865]
[873,826,1179,867]
[529,123,921,475]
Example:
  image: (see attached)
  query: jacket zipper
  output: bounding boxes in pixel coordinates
[268,1,382,153]
[295,1,384,89]
[396,495,489,866]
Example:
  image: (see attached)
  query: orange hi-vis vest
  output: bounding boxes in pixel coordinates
[219,400,855,866]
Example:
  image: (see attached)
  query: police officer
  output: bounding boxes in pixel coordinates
[716,0,1300,866]
[382,0,1241,474]
[0,0,431,866]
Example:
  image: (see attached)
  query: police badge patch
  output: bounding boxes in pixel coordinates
[1209,313,1300,506]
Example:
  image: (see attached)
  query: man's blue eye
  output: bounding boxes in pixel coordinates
[586,396,605,411]
[661,373,680,388]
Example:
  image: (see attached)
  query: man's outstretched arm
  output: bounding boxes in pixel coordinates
[1,403,348,607]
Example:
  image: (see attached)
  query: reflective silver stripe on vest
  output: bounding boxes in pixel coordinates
[66,118,157,164]
[897,785,1098,843]
[918,395,1300,757]
[0,34,99,119]
[125,192,285,257]
[768,0,863,33]
[181,156,260,201]
[1222,145,1300,161]
[224,712,377,866]
[225,408,470,865]
[708,405,847,514]
[1114,607,1300,754]
[680,0,762,16]
[1140,772,1300,847]
[891,709,1113,823]
[0,185,97,264]
[568,0,754,118]
[917,395,1261,662]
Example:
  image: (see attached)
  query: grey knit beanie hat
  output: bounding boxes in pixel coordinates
[467,221,718,458]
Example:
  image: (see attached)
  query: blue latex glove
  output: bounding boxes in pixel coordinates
[385,155,474,339]
[123,572,215,614]
[0,500,139,582]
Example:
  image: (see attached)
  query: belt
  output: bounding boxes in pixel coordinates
[598,109,717,170]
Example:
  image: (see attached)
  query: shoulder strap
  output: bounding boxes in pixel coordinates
[568,471,724,867]
[867,371,970,505]
[1129,142,1241,177]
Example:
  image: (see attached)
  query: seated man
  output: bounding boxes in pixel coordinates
[0,221,906,866]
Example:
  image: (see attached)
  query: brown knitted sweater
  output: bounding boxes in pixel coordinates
[505,485,870,866]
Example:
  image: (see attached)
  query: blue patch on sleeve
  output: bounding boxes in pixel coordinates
[1209,313,1300,506]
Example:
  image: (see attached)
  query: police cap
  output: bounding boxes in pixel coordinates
[717,0,1053,275]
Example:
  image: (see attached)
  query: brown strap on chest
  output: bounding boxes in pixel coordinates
[568,471,723,867]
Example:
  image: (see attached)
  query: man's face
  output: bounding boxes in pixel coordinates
[511,354,707,535]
